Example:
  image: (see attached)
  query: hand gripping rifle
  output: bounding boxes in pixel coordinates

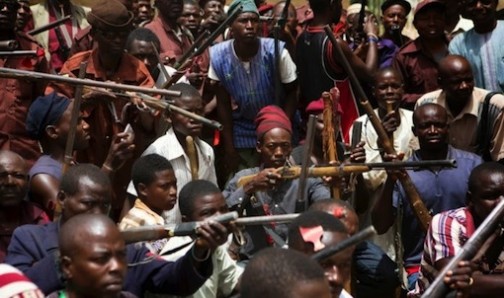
[323,26,433,232]
[236,160,457,187]
[121,211,299,244]
[421,198,504,298]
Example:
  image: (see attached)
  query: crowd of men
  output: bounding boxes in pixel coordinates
[1,0,504,297]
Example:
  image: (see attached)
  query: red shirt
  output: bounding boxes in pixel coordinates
[47,3,75,72]
[145,16,193,62]
[0,33,49,167]
[392,38,448,109]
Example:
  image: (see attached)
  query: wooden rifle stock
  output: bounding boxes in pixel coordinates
[236,160,457,187]
[322,90,341,199]
[421,198,504,298]
[186,136,198,180]
[121,212,299,243]
[323,26,432,231]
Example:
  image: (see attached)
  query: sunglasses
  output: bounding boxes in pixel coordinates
[0,1,20,11]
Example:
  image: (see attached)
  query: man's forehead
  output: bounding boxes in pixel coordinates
[130,40,155,54]
[0,155,26,173]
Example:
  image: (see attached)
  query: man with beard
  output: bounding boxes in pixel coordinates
[146,0,193,62]
[223,105,329,258]
[380,0,411,47]
[372,103,483,290]
[0,0,49,167]
[0,150,49,262]
[416,55,504,162]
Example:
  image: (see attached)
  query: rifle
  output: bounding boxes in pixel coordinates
[354,0,367,44]
[311,226,376,261]
[237,160,457,187]
[323,26,433,232]
[27,15,72,36]
[121,212,299,243]
[322,89,341,199]
[0,67,181,98]
[421,198,504,298]
[171,5,242,70]
[171,30,209,70]
[296,115,317,212]
[0,50,39,56]
[0,40,18,50]
[55,62,88,221]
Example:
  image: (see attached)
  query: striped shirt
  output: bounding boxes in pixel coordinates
[411,207,504,296]
[0,264,44,298]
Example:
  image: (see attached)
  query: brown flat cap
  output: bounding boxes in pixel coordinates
[88,0,134,31]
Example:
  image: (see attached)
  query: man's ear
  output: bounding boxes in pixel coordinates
[60,255,73,280]
[137,183,148,198]
[256,141,262,154]
[45,125,59,140]
[57,191,66,208]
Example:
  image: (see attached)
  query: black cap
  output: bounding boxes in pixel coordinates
[381,0,412,15]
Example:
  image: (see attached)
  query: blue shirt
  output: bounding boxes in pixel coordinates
[392,146,483,266]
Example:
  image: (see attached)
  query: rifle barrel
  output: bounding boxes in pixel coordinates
[312,226,376,261]
[0,50,37,56]
[0,67,182,98]
[28,15,72,36]
[121,212,300,244]
[421,198,504,298]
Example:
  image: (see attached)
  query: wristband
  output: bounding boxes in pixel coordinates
[367,36,379,43]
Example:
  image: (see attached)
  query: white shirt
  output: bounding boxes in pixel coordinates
[146,236,242,298]
[350,108,419,191]
[126,128,217,224]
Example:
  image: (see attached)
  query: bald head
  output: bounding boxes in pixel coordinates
[0,150,27,171]
[60,213,122,257]
[438,55,473,80]
[59,214,127,297]
[413,103,448,126]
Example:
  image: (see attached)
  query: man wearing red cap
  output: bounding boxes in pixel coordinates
[392,0,449,109]
[223,105,330,258]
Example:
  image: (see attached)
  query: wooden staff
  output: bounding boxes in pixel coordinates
[55,62,88,221]
[323,26,432,231]
[322,89,341,199]
[0,67,182,98]
[386,101,395,144]
[237,160,457,187]
[186,136,199,180]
